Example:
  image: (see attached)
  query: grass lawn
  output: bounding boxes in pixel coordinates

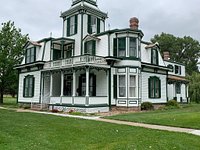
[0,96,18,108]
[106,104,200,129]
[0,109,200,150]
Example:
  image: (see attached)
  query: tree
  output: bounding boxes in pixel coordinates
[151,33,200,74]
[0,21,28,104]
[187,72,200,103]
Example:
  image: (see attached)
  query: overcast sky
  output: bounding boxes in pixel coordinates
[1,0,200,42]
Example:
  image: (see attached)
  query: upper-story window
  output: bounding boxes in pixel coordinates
[53,44,61,60]
[113,37,139,58]
[129,37,137,57]
[113,37,126,57]
[175,65,181,75]
[64,44,73,59]
[167,64,174,72]
[25,47,36,63]
[148,76,161,98]
[88,15,100,34]
[84,40,96,55]
[151,48,159,65]
[67,15,78,36]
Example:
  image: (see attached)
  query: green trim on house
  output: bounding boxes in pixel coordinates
[113,75,117,99]
[61,5,107,19]
[95,28,144,37]
[81,13,84,55]
[108,69,111,110]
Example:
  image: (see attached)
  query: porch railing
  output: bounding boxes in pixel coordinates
[44,55,107,69]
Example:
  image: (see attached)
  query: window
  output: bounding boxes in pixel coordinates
[167,64,174,72]
[25,47,36,63]
[84,40,96,55]
[64,44,73,58]
[63,74,73,96]
[129,37,137,57]
[53,44,61,60]
[67,15,78,36]
[88,15,100,34]
[113,37,126,57]
[176,83,181,94]
[23,75,34,97]
[148,76,161,98]
[151,48,158,65]
[175,65,181,75]
[119,75,126,97]
[78,74,96,96]
[129,75,136,97]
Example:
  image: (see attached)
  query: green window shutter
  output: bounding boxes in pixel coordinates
[156,50,159,65]
[158,78,161,98]
[84,42,87,54]
[34,47,36,62]
[78,76,82,96]
[92,40,96,55]
[97,18,101,33]
[88,15,92,34]
[113,38,117,57]
[113,75,117,99]
[32,77,35,97]
[75,15,78,34]
[67,17,70,36]
[148,78,151,98]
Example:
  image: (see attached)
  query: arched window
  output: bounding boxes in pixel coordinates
[23,75,35,97]
[148,76,161,98]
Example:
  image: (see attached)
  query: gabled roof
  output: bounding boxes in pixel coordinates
[145,42,160,49]
[83,34,101,41]
[23,41,41,49]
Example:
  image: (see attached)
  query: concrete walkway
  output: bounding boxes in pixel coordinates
[1,107,200,136]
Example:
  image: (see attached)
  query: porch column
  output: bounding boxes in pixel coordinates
[107,69,111,110]
[72,69,76,105]
[85,67,89,106]
[50,72,53,97]
[60,71,64,104]
[173,83,176,98]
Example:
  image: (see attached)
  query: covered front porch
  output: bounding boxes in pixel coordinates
[41,66,110,111]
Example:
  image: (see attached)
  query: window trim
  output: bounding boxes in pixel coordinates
[129,37,137,58]
[148,76,161,99]
[118,75,126,98]
[23,75,35,98]
[129,75,136,98]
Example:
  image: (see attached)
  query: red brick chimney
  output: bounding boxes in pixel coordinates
[163,51,170,60]
[130,17,139,30]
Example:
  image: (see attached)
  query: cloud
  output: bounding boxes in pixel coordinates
[0,0,200,42]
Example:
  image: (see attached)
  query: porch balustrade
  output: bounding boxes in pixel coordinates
[43,55,107,69]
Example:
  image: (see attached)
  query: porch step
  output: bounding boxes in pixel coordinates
[31,103,48,111]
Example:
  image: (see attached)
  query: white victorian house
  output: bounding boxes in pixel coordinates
[16,0,189,113]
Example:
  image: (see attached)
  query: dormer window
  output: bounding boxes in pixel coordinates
[88,15,100,34]
[175,65,181,75]
[67,15,78,36]
[25,47,36,63]
[151,48,158,65]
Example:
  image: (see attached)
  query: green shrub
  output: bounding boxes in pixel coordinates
[166,100,179,108]
[141,102,154,111]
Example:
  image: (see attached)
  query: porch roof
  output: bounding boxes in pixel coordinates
[167,75,189,84]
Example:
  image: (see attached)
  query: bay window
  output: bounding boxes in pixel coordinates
[119,75,126,97]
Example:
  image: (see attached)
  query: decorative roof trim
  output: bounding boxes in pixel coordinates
[61,5,108,19]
